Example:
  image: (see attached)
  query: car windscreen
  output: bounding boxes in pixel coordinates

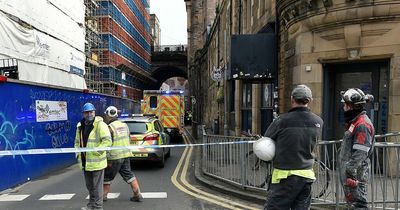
[126,122,148,134]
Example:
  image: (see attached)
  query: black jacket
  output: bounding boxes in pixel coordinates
[264,107,323,170]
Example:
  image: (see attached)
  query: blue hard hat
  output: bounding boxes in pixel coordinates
[82,103,96,112]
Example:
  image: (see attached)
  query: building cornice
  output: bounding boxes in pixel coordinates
[278,0,400,31]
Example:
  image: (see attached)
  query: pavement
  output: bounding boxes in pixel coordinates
[183,126,267,206]
[184,126,346,210]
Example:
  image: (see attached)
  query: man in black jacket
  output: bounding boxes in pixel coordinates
[264,84,323,210]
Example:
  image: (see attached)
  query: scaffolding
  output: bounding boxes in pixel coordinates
[84,0,104,93]
[83,0,154,100]
[0,58,18,79]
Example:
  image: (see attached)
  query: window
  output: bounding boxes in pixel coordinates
[150,96,157,109]
[156,121,164,132]
[261,83,273,108]
[153,121,161,132]
[242,83,252,108]
[241,83,252,133]
[126,122,147,134]
[261,83,274,135]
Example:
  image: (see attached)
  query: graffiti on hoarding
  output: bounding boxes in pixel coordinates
[45,121,71,148]
[0,113,36,163]
[30,90,77,104]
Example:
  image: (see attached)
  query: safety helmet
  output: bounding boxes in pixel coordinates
[104,106,118,118]
[340,88,374,105]
[253,137,276,162]
[82,103,96,112]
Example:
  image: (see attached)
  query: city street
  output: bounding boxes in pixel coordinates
[1,0,400,209]
[0,135,262,210]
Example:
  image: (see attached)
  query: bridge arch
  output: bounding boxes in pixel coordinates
[147,45,188,90]
[150,66,187,89]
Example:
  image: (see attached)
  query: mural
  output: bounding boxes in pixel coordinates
[0,81,139,191]
[0,113,36,163]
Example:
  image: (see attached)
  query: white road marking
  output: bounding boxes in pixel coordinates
[0,192,167,202]
[86,193,120,199]
[39,194,75,200]
[141,192,167,199]
[0,194,30,201]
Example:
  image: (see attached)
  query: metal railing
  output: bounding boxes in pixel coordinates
[152,45,187,52]
[200,128,400,209]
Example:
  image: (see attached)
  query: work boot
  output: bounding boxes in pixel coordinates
[130,192,143,202]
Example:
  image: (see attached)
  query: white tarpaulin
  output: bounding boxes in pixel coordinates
[0,11,87,89]
[17,61,87,89]
[47,0,85,25]
[0,0,85,51]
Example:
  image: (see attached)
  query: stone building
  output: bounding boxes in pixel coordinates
[187,0,400,139]
[278,0,400,139]
[185,0,277,136]
[150,14,161,51]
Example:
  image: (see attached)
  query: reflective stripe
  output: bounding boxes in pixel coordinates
[353,144,370,152]
[114,136,126,141]
[88,136,111,143]
[86,156,107,163]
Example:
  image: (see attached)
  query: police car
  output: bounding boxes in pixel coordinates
[120,114,171,167]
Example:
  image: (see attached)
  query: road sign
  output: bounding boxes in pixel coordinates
[211,67,223,82]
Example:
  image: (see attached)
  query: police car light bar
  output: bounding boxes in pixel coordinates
[120,113,129,118]
[132,114,144,117]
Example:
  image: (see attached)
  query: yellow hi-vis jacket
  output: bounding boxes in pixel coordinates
[74,116,112,171]
[107,120,133,160]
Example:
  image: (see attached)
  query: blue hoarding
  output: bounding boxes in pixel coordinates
[0,80,139,191]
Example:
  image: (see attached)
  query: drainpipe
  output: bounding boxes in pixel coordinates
[238,0,242,34]
[274,0,279,119]
[234,0,243,136]
[224,0,233,136]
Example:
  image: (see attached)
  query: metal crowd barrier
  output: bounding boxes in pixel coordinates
[200,128,400,209]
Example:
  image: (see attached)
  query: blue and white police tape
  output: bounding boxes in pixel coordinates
[0,141,256,156]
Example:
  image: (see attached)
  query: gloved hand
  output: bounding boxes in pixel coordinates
[346,178,359,188]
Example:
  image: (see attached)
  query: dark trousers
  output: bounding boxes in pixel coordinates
[84,169,104,209]
[264,175,313,210]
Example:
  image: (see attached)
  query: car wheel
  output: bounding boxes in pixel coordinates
[158,150,165,168]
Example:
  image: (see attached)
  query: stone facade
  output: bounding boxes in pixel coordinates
[187,0,400,139]
[186,0,276,135]
[278,0,400,135]
[150,14,161,50]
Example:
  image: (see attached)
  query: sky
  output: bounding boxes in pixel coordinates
[150,0,187,45]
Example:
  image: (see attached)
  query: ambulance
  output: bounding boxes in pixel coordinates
[141,90,185,141]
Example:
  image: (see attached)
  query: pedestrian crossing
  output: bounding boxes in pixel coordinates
[40,194,75,200]
[0,192,167,202]
[0,194,30,201]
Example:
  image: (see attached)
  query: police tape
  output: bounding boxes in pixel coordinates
[0,141,256,156]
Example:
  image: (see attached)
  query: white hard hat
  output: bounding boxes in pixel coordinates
[253,137,275,162]
[340,88,374,105]
[105,106,118,118]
